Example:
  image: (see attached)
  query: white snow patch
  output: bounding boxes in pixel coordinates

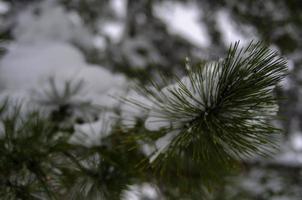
[291,132,302,151]
[280,77,291,90]
[75,65,126,107]
[277,146,302,165]
[70,111,117,147]
[110,0,127,19]
[0,1,9,14]
[93,35,107,50]
[102,21,124,43]
[144,74,208,132]
[216,9,249,46]
[154,1,210,48]
[144,111,171,131]
[0,42,84,91]
[120,90,153,127]
[122,183,158,200]
[13,1,91,45]
[149,130,179,163]
[120,37,162,68]
[0,41,128,145]
[140,142,155,157]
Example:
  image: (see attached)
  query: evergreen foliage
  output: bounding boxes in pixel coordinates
[133,42,287,169]
[0,42,287,199]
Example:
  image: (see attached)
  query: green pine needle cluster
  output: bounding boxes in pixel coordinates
[0,101,143,200]
[133,41,287,172]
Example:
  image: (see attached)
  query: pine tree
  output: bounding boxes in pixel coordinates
[0,41,287,199]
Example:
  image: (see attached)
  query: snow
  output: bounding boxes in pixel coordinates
[144,111,171,131]
[142,70,215,162]
[149,130,179,163]
[93,35,107,50]
[0,42,84,91]
[0,1,9,14]
[144,74,208,132]
[75,65,126,108]
[0,1,128,146]
[0,41,126,144]
[216,9,249,46]
[120,90,153,127]
[110,0,127,19]
[0,41,127,109]
[140,142,155,157]
[13,1,91,46]
[70,111,118,147]
[122,183,158,200]
[273,119,302,165]
[120,37,162,68]
[0,41,127,145]
[121,88,183,161]
[153,1,210,48]
[276,147,302,165]
[102,21,125,43]
[291,133,302,151]
[98,0,127,44]
[280,60,294,90]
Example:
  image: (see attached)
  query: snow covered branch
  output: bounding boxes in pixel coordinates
[129,41,288,172]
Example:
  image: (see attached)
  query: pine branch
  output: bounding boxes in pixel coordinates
[0,41,289,199]
[0,103,60,199]
[0,101,141,199]
[129,41,288,177]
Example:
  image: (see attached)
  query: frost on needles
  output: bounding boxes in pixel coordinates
[130,41,288,168]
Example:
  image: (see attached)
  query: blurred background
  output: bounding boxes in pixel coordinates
[0,0,301,199]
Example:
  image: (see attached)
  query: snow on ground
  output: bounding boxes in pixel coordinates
[153,1,210,48]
